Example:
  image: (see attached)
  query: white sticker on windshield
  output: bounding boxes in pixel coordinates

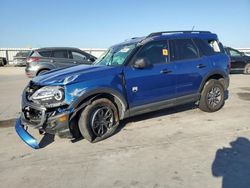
[119,47,130,53]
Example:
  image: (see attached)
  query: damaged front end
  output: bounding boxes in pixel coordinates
[15,81,73,149]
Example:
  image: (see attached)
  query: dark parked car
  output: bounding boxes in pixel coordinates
[0,57,7,66]
[225,47,250,74]
[25,47,97,77]
[13,51,31,66]
[16,31,230,149]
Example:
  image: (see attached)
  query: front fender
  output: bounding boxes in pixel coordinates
[68,87,128,119]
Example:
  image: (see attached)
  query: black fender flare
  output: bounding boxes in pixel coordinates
[199,70,228,92]
[69,87,128,119]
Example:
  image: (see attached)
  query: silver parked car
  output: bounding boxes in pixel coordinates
[25,47,97,78]
[13,51,31,66]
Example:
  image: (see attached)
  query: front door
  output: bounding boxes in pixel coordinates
[123,40,176,108]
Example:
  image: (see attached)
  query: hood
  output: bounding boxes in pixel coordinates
[32,65,121,85]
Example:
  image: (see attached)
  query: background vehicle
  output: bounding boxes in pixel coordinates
[13,51,31,67]
[25,47,97,77]
[225,47,250,74]
[16,31,230,149]
[0,57,7,66]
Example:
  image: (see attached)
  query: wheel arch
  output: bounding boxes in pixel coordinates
[69,88,128,120]
[199,71,227,92]
[36,68,50,76]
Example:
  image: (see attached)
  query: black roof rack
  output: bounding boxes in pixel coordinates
[147,31,211,38]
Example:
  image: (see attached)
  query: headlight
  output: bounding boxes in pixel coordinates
[30,86,65,107]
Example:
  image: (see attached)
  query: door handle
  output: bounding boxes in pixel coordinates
[160,69,172,74]
[197,64,206,69]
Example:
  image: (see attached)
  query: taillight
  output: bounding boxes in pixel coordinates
[27,57,40,63]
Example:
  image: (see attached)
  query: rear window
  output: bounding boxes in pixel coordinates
[52,50,68,58]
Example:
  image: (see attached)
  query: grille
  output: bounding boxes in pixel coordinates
[23,106,43,123]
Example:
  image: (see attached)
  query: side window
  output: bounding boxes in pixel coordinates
[39,51,51,57]
[52,50,68,58]
[169,39,199,61]
[229,49,242,57]
[193,38,215,56]
[72,51,87,61]
[135,41,169,65]
[31,50,51,57]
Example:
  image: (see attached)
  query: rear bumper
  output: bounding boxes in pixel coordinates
[25,67,36,78]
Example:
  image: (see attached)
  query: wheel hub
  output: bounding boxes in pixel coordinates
[91,107,114,136]
[207,86,222,108]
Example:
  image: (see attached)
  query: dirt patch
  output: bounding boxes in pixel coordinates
[237,92,250,101]
[0,119,16,128]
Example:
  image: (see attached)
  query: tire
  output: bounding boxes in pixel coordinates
[37,69,49,76]
[244,63,250,74]
[199,79,225,112]
[78,98,119,143]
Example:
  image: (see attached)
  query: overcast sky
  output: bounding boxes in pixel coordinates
[0,0,250,48]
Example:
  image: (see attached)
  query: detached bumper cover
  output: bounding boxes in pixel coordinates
[15,118,40,149]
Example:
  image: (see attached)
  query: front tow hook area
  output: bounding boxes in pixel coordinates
[15,118,40,149]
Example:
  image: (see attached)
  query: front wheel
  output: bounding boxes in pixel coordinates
[199,79,225,112]
[78,98,119,143]
[244,64,250,74]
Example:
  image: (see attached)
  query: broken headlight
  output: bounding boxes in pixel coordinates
[30,86,65,107]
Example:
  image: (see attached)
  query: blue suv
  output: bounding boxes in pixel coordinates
[15,31,230,149]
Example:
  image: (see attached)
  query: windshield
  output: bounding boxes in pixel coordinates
[94,44,136,66]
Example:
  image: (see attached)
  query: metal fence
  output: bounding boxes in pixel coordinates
[0,48,107,64]
[0,47,250,65]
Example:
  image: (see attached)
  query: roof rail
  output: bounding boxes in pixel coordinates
[147,31,211,38]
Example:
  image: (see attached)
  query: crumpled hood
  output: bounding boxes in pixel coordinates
[32,65,119,85]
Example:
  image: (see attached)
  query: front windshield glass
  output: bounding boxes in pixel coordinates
[94,44,136,66]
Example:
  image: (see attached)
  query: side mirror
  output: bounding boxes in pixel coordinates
[133,58,150,69]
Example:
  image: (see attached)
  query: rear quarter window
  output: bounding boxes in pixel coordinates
[30,50,52,57]
[38,51,52,57]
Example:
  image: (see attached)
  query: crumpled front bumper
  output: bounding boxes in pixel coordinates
[15,118,40,149]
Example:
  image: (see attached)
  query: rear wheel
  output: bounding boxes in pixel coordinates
[244,64,250,74]
[78,98,119,142]
[37,69,49,76]
[199,79,225,112]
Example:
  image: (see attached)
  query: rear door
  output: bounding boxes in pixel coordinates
[124,40,176,108]
[51,50,76,68]
[169,38,211,97]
